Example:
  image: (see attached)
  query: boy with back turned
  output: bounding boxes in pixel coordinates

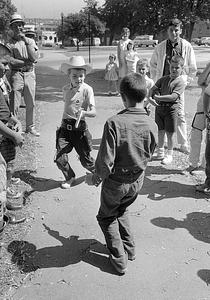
[87,73,158,274]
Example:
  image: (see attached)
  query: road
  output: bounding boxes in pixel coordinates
[9,46,210,300]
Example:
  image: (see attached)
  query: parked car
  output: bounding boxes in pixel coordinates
[133,35,158,47]
[200,37,210,46]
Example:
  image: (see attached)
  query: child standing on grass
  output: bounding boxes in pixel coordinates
[55,56,96,189]
[149,55,186,165]
[104,53,119,96]
[86,73,157,274]
[125,41,139,74]
[136,58,154,115]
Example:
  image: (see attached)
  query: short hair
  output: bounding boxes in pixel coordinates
[127,41,134,50]
[168,18,182,27]
[136,58,149,68]
[121,27,130,34]
[109,53,116,60]
[120,73,147,103]
[170,55,184,66]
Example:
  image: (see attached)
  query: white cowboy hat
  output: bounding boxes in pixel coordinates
[60,56,92,75]
[10,14,25,26]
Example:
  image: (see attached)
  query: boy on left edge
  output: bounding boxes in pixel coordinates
[56,56,96,189]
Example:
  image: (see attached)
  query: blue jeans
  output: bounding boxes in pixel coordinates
[97,173,144,269]
[55,126,95,180]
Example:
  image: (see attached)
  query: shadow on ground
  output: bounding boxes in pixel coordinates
[14,169,86,200]
[139,165,205,200]
[197,269,210,285]
[151,212,210,244]
[7,224,117,275]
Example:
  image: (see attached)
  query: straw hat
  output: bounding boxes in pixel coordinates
[60,56,92,75]
[10,14,25,26]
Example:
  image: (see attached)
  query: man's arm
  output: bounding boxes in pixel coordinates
[186,43,197,82]
[0,120,23,146]
[203,92,210,115]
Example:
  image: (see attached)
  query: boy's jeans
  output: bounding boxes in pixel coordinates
[97,173,144,268]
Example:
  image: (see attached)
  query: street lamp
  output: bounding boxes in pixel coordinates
[61,12,64,48]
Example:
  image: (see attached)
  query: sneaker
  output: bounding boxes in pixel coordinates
[161,155,173,165]
[61,177,75,189]
[195,183,210,193]
[109,254,127,274]
[179,144,190,154]
[6,188,22,199]
[26,128,40,137]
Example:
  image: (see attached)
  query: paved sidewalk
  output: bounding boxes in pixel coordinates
[8,93,210,300]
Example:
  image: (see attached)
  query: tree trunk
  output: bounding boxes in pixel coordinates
[76,40,80,51]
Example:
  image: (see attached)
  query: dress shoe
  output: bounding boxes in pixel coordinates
[6,201,23,211]
[5,212,26,224]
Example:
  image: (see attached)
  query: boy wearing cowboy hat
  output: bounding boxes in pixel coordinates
[56,56,96,189]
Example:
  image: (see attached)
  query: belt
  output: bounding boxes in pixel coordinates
[158,102,174,107]
[61,119,87,131]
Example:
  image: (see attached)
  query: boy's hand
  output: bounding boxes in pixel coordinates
[14,132,24,147]
[85,172,102,186]
[148,97,159,107]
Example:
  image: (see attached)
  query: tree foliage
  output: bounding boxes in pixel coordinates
[56,11,105,50]
[0,0,16,39]
[100,0,210,42]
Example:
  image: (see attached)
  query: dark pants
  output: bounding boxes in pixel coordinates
[97,173,144,269]
[55,124,95,180]
[205,120,210,187]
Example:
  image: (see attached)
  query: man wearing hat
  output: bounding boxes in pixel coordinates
[55,55,96,189]
[150,18,197,154]
[6,14,40,136]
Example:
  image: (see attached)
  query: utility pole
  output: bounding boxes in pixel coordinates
[88,10,91,63]
[61,12,64,48]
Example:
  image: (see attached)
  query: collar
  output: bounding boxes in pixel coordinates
[167,38,181,47]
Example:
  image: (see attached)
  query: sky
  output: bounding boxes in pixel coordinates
[12,0,105,19]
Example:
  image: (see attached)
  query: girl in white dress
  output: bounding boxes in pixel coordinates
[117,27,132,79]
[104,54,119,96]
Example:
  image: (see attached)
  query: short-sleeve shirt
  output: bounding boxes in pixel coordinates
[8,37,39,69]
[155,75,186,105]
[62,82,95,120]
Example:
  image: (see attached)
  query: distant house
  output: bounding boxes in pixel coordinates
[24,18,60,47]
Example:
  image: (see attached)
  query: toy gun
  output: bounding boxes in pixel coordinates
[75,110,83,128]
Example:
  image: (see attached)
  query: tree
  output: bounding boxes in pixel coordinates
[0,0,16,41]
[56,12,105,50]
[101,0,210,42]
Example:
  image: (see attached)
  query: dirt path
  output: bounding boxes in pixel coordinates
[8,50,210,300]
